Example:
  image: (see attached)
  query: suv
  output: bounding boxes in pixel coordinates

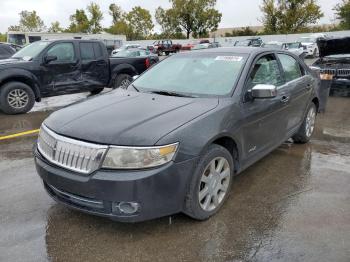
[35,48,319,222]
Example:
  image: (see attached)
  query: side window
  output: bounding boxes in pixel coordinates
[248,54,284,89]
[47,43,75,62]
[93,43,103,59]
[277,54,302,82]
[80,43,95,60]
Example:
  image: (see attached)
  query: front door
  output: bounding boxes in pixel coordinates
[240,53,291,160]
[41,42,82,95]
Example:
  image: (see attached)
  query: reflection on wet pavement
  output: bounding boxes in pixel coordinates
[0,97,349,262]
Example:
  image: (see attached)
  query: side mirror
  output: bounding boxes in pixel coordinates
[132,75,139,81]
[44,55,57,64]
[251,84,277,99]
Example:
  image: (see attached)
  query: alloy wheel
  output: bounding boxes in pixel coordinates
[7,89,29,109]
[305,106,316,137]
[198,157,231,212]
[120,79,131,89]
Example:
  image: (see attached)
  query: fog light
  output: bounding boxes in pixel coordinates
[112,201,140,215]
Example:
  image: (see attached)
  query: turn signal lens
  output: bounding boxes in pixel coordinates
[320,73,333,80]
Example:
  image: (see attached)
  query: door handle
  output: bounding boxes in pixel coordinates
[280,95,290,103]
[96,61,106,66]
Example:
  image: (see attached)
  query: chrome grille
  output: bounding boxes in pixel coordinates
[337,69,350,77]
[37,125,108,174]
[320,68,336,75]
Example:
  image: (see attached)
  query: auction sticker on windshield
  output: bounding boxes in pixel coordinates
[215,56,243,62]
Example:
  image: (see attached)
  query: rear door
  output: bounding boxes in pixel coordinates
[276,53,312,132]
[80,42,109,89]
[240,53,291,159]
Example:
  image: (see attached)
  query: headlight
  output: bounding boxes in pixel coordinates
[102,143,178,169]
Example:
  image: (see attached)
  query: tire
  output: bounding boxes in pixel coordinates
[90,88,104,95]
[184,144,234,220]
[165,51,169,56]
[292,103,317,144]
[113,74,133,89]
[0,82,35,114]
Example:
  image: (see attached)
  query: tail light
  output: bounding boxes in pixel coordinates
[145,58,150,68]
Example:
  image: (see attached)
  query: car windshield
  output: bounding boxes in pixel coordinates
[12,41,50,60]
[133,53,247,97]
[286,43,300,49]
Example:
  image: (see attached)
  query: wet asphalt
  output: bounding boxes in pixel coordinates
[0,91,350,261]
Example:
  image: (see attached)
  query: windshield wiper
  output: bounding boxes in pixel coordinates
[149,90,195,98]
[131,84,139,92]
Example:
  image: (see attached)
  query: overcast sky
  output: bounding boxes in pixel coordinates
[0,0,342,33]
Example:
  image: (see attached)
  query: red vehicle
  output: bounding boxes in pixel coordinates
[181,39,210,51]
[150,40,182,56]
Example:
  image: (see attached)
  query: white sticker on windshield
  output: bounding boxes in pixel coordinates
[215,56,243,62]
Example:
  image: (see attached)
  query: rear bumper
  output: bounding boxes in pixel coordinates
[34,147,198,222]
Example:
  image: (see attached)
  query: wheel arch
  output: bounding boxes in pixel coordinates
[201,134,241,174]
[0,71,41,102]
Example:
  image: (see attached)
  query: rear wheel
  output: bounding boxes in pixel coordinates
[184,144,234,220]
[0,82,35,114]
[292,103,317,144]
[90,88,104,95]
[113,74,133,89]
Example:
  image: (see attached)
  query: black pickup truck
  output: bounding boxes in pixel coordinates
[0,39,153,114]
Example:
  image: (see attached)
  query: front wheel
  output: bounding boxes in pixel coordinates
[0,82,35,114]
[292,103,317,144]
[184,144,234,220]
[113,74,133,89]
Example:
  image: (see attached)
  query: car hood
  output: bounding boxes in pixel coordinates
[318,37,350,57]
[44,90,219,146]
[0,58,30,67]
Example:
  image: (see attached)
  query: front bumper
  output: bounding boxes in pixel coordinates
[34,147,198,222]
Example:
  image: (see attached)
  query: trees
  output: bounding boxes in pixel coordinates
[109,3,123,24]
[107,5,154,40]
[334,0,350,29]
[125,7,154,39]
[67,2,103,33]
[261,0,323,34]
[156,0,222,39]
[87,2,103,33]
[8,10,46,32]
[48,21,63,33]
[68,9,90,33]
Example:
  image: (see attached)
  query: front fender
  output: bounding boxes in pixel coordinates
[0,68,41,100]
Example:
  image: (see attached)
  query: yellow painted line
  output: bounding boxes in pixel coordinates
[0,129,40,141]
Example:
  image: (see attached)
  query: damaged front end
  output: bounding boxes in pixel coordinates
[312,37,350,96]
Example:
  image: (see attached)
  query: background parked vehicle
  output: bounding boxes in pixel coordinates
[0,39,152,114]
[234,37,263,47]
[34,47,319,222]
[0,43,19,60]
[262,41,306,58]
[111,48,159,66]
[312,37,350,98]
[111,44,141,56]
[151,40,182,55]
[298,33,327,58]
[181,39,210,51]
